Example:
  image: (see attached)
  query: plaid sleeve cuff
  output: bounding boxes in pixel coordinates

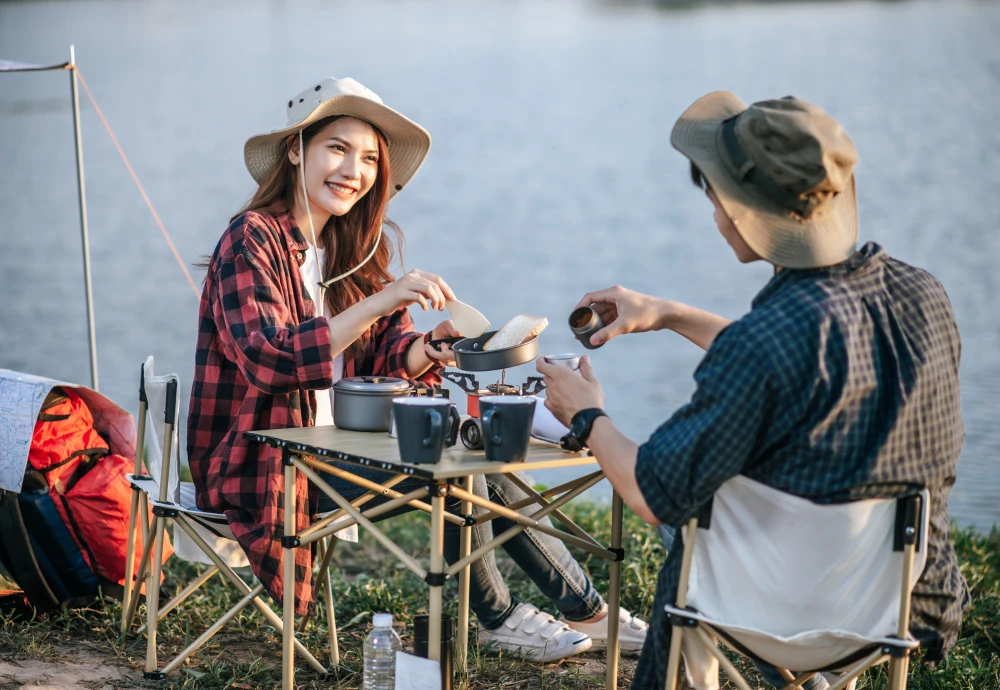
[292,316,334,390]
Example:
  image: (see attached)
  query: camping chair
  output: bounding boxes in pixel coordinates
[663,475,929,690]
[120,356,340,679]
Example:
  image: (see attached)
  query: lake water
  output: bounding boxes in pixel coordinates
[1,0,998,529]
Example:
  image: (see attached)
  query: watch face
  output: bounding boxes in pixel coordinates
[571,415,588,436]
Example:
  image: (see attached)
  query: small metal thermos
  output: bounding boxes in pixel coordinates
[414,614,454,690]
[569,305,605,350]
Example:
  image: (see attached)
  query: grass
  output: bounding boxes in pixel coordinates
[1,503,998,689]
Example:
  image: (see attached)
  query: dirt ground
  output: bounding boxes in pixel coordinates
[0,648,133,690]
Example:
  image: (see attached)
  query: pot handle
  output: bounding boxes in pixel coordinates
[423,409,443,449]
[428,336,463,352]
[482,408,503,446]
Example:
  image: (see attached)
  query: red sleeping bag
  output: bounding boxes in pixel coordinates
[28,388,172,586]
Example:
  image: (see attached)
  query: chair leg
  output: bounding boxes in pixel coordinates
[159,584,265,675]
[121,486,141,634]
[144,515,167,675]
[887,654,910,690]
[123,509,158,631]
[665,629,684,690]
[665,517,700,690]
[137,566,219,635]
[170,515,328,676]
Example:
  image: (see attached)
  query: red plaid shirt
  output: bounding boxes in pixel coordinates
[188,208,441,614]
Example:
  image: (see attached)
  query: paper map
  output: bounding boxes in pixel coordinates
[0,369,136,493]
[0,370,51,492]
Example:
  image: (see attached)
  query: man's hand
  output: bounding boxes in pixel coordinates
[575,286,673,347]
[536,355,604,426]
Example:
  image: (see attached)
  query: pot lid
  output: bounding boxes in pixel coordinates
[333,376,412,393]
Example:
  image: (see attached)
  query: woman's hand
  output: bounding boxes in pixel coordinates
[424,320,462,367]
[575,286,674,347]
[372,269,457,316]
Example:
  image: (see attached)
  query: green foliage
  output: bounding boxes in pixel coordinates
[1,513,998,688]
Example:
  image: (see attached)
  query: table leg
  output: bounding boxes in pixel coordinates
[456,475,472,671]
[605,491,623,690]
[428,485,445,663]
[282,455,296,690]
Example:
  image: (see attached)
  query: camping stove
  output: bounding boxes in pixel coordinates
[442,370,545,450]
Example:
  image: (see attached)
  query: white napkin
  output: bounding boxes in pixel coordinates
[528,396,570,444]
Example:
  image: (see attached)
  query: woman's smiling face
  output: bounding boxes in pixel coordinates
[291,116,380,218]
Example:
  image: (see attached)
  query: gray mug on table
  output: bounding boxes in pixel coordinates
[392,397,460,465]
[479,396,537,463]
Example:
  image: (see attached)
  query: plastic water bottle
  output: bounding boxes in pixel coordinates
[363,612,402,690]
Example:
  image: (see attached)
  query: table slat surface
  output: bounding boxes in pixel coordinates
[246,425,597,479]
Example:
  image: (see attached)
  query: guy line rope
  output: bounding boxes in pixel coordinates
[72,65,201,300]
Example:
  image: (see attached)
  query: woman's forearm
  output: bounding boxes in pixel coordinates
[658,301,732,351]
[325,296,385,358]
[405,337,434,378]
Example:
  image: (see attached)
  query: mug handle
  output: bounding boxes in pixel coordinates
[483,408,503,446]
[423,409,443,449]
[446,406,461,448]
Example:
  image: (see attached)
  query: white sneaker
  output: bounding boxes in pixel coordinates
[562,607,648,656]
[479,603,593,662]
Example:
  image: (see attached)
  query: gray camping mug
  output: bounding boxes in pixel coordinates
[392,397,460,465]
[479,396,536,463]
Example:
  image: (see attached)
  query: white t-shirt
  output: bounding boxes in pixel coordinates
[301,245,344,426]
[301,244,357,541]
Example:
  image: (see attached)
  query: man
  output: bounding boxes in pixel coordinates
[537,92,970,688]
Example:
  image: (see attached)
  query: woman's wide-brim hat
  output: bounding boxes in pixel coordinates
[244,77,431,198]
[670,91,859,269]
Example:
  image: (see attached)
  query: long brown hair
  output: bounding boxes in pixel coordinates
[234,116,404,361]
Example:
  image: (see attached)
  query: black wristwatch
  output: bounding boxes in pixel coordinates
[560,408,608,452]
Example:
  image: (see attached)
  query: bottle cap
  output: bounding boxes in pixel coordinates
[372,613,393,628]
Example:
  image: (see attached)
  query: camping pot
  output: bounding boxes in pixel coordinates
[332,377,413,432]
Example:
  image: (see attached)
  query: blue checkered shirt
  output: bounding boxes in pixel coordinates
[632,243,970,687]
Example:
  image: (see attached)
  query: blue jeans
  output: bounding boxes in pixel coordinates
[317,466,605,629]
[654,526,829,690]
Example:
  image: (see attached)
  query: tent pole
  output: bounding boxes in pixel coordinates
[68,45,98,391]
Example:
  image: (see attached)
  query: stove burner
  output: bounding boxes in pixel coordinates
[440,368,548,450]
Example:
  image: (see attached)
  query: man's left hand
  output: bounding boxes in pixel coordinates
[535,355,604,426]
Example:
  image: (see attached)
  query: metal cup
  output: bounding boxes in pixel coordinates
[543,353,582,371]
[569,306,604,350]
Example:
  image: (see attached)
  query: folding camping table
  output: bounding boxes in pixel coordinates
[245,426,626,690]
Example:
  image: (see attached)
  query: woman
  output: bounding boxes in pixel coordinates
[188,77,647,661]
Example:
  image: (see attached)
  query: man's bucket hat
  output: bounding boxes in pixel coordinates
[671,92,859,268]
[244,77,431,198]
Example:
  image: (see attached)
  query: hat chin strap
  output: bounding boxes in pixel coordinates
[297,129,384,299]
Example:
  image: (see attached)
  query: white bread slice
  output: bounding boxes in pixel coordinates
[483,315,548,351]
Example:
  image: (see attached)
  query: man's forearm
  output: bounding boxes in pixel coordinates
[658,301,732,351]
[586,417,660,525]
